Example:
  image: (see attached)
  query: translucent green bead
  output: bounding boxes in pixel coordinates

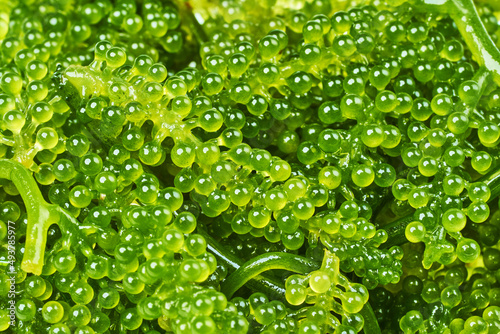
[342,74,364,96]
[331,11,351,34]
[309,271,331,294]
[120,158,143,182]
[35,163,55,185]
[456,238,481,263]
[170,142,195,168]
[65,134,90,157]
[317,101,341,125]
[421,281,440,303]
[259,35,281,59]
[408,188,429,209]
[443,146,465,167]
[405,222,426,243]
[413,60,434,83]
[361,124,384,148]
[393,92,412,114]
[120,308,143,330]
[399,310,424,333]
[199,108,223,132]
[230,183,253,206]
[269,159,292,182]
[418,157,438,177]
[202,73,224,95]
[351,165,374,187]
[265,188,288,211]
[442,39,464,61]
[165,76,187,97]
[281,230,305,250]
[332,35,356,57]
[70,280,94,304]
[3,110,25,133]
[442,174,465,196]
[205,55,226,74]
[375,90,397,112]
[340,94,363,119]
[467,201,490,223]
[442,208,467,232]
[300,44,321,65]
[248,206,271,228]
[16,298,37,321]
[69,185,92,208]
[447,112,469,134]
[250,149,272,171]
[468,182,490,202]
[478,121,500,145]
[302,20,323,43]
[369,65,391,90]
[381,125,402,148]
[293,198,315,220]
[297,141,321,165]
[105,47,126,68]
[374,163,396,187]
[36,127,59,150]
[25,275,46,297]
[53,159,76,182]
[139,141,163,166]
[287,71,312,95]
[471,151,492,173]
[258,63,280,85]
[228,53,249,78]
[276,210,299,234]
[229,82,252,104]
[318,129,341,153]
[0,72,23,95]
[386,21,406,43]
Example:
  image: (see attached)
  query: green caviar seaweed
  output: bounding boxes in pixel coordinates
[2,0,500,333]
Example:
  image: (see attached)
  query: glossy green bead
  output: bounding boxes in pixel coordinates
[202,73,223,95]
[269,159,292,182]
[467,201,490,223]
[471,151,492,173]
[287,71,312,95]
[54,250,76,274]
[442,208,467,232]
[69,185,93,208]
[456,238,480,263]
[361,124,384,148]
[351,165,374,187]
[139,141,163,166]
[229,183,253,206]
[332,35,356,57]
[16,298,37,321]
[258,63,280,85]
[259,35,281,59]
[443,146,465,167]
[408,188,429,209]
[340,94,363,119]
[120,308,143,330]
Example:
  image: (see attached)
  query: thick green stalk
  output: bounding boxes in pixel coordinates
[0,159,82,275]
[0,159,60,275]
[201,230,288,300]
[221,252,320,298]
[360,302,382,334]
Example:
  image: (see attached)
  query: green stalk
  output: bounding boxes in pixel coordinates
[0,159,82,275]
[360,302,382,334]
[221,252,320,298]
[201,229,288,301]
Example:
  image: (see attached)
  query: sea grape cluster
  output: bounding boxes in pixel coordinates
[2,0,500,333]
